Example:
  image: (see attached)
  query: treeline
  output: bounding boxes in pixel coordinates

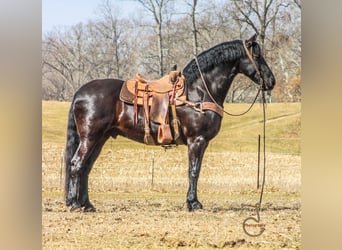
[42,0,301,102]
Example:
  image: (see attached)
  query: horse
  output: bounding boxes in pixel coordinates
[64,34,275,212]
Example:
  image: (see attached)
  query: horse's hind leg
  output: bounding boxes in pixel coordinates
[66,174,79,210]
[77,172,93,211]
[68,136,105,211]
[67,139,92,211]
[77,137,108,211]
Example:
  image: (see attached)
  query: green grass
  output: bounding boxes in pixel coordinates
[214,103,301,154]
[42,101,301,154]
[42,101,70,145]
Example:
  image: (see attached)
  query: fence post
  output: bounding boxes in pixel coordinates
[60,150,64,189]
[151,151,155,189]
[257,135,260,189]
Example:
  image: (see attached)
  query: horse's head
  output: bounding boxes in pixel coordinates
[240,34,275,91]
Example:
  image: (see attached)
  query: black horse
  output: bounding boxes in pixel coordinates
[65,34,275,212]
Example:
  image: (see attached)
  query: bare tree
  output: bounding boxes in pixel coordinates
[42,0,300,102]
[42,25,89,99]
[232,0,289,53]
[230,0,301,102]
[269,1,301,102]
[137,0,174,76]
[95,0,128,78]
[42,1,136,100]
[183,0,199,56]
[293,0,301,9]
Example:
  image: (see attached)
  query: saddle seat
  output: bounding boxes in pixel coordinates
[120,70,186,145]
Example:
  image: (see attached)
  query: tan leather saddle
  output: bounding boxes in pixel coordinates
[120,70,186,145]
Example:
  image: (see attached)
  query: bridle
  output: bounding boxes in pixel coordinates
[242,40,265,90]
[193,39,266,117]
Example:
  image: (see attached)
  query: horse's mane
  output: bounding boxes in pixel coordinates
[182,40,245,85]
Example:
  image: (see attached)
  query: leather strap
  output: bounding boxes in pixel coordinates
[243,40,261,79]
[176,98,224,117]
[171,102,181,143]
[143,85,153,144]
[170,82,182,144]
[134,81,138,124]
[200,102,224,117]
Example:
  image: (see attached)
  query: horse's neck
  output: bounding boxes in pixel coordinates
[187,63,238,105]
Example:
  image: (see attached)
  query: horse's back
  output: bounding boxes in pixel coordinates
[73,78,123,110]
[75,78,124,99]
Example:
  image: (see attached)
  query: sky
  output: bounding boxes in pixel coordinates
[42,0,141,34]
[41,0,222,34]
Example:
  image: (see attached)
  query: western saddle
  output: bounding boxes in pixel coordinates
[120,70,186,145]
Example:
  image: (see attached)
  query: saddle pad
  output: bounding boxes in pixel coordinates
[120,80,136,104]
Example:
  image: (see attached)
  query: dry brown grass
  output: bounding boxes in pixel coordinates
[43,191,300,249]
[42,101,301,249]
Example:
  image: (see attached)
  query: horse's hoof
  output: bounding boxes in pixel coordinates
[65,198,72,207]
[187,201,203,211]
[70,203,81,212]
[83,203,96,212]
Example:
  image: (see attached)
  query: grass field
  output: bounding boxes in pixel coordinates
[42,101,301,249]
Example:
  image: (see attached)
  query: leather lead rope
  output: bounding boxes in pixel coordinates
[242,90,267,237]
[258,90,267,206]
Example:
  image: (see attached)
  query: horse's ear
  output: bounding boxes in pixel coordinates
[245,34,258,47]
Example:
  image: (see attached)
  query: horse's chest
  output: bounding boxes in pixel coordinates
[179,110,222,138]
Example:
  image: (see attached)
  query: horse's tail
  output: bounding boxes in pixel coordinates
[64,101,79,205]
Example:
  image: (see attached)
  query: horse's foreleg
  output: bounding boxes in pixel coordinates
[186,136,208,211]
